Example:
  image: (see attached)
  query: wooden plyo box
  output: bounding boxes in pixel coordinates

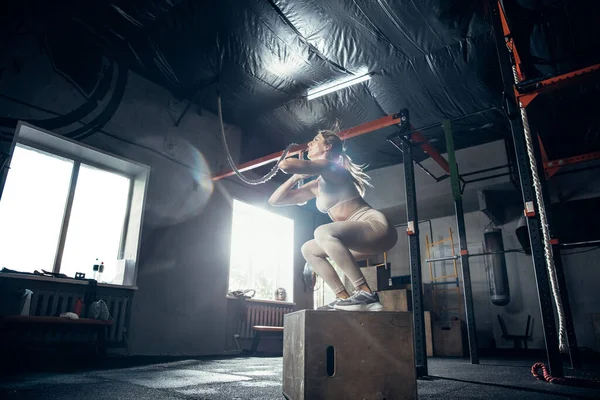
[379,283,433,311]
[375,292,433,357]
[378,289,410,312]
[424,311,433,357]
[282,310,417,400]
[343,264,390,292]
[432,319,464,357]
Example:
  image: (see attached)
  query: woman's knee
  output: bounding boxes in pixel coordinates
[314,224,336,245]
[301,239,321,259]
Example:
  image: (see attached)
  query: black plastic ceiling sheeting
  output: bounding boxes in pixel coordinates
[528,81,600,162]
[500,0,600,81]
[237,0,509,164]
[6,1,600,171]
[14,0,505,169]
[499,0,600,162]
[190,0,508,165]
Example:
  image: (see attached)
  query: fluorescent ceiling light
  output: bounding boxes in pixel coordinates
[307,72,373,100]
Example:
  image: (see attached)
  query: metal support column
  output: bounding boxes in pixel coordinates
[491,0,565,375]
[551,248,581,369]
[531,137,581,370]
[394,119,427,377]
[443,120,479,364]
[508,116,564,377]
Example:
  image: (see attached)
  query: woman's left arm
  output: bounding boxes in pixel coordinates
[279,159,345,183]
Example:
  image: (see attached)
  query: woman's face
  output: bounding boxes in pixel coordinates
[307,133,331,160]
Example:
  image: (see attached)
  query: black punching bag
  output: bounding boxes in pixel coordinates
[515,214,531,255]
[484,228,510,306]
[303,262,316,291]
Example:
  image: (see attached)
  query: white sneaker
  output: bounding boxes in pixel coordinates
[316,298,342,311]
[333,290,383,311]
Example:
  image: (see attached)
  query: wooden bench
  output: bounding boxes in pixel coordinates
[250,325,284,354]
[0,315,113,356]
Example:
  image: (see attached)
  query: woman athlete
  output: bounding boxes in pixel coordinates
[268,126,398,311]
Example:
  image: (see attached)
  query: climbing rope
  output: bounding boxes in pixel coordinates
[531,363,600,389]
[217,92,298,185]
[519,99,568,353]
[510,64,568,354]
[504,43,600,390]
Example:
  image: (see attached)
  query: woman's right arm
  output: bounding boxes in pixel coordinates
[268,175,318,206]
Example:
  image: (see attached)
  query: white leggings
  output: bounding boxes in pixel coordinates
[301,206,398,295]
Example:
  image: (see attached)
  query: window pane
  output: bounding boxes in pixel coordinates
[59,164,130,281]
[229,200,294,302]
[0,145,73,273]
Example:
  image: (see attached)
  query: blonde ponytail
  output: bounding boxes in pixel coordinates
[340,152,372,197]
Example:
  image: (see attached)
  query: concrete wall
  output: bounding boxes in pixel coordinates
[560,247,600,352]
[365,140,512,224]
[386,211,546,350]
[382,210,600,352]
[0,44,317,356]
[364,141,600,351]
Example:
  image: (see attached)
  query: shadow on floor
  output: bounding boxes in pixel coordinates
[1,354,599,399]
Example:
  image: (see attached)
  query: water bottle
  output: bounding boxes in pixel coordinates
[98,262,105,282]
[92,258,100,280]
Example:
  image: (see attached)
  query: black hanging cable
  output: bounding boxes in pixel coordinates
[43,35,90,100]
[0,60,114,131]
[66,62,128,140]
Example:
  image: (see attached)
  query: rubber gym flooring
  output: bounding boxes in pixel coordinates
[1,355,599,399]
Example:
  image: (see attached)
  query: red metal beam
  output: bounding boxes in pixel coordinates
[212,113,404,181]
[410,131,450,174]
[212,145,305,181]
[498,1,526,82]
[212,112,453,181]
[517,63,600,107]
[338,113,404,141]
[498,1,600,106]
[544,151,600,178]
[538,134,600,177]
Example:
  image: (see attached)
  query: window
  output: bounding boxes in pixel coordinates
[0,123,150,286]
[228,199,294,302]
[0,145,74,273]
[59,164,131,280]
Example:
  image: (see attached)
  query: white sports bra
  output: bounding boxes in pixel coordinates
[315,173,361,214]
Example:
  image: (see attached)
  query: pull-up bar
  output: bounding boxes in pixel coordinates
[212,110,450,181]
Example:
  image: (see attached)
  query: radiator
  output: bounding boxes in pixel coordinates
[237,301,294,339]
[30,290,130,344]
[31,289,85,318]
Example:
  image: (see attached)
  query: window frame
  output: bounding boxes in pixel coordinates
[0,122,151,288]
